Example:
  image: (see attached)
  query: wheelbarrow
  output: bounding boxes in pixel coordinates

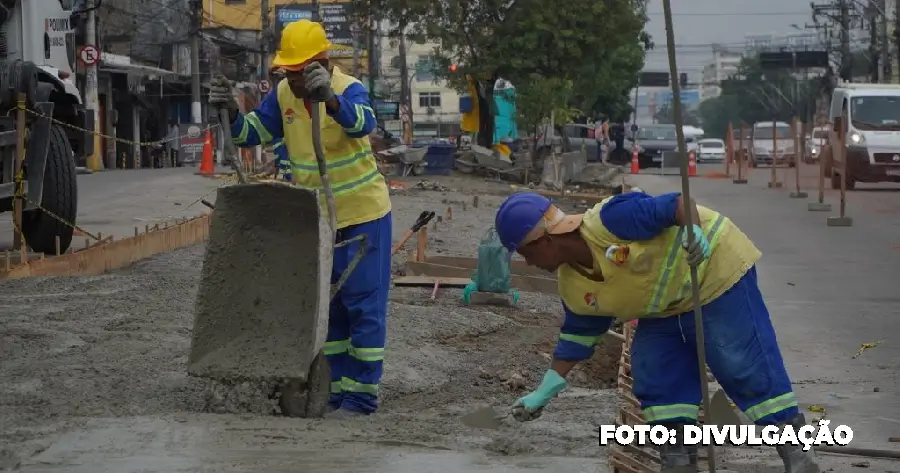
[187,100,364,418]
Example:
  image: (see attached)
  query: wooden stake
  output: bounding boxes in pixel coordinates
[84,239,90,250]
[145,224,150,234]
[4,250,9,270]
[55,236,61,256]
[134,227,139,237]
[416,227,428,262]
[446,206,452,221]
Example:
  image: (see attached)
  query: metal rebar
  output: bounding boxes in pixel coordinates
[660,0,717,471]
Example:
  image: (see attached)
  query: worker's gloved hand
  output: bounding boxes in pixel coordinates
[208,74,239,122]
[681,224,710,267]
[510,369,567,422]
[303,62,335,102]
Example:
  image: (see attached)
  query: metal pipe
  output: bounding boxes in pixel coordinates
[660,0,717,471]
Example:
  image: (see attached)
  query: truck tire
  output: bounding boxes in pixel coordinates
[22,124,77,254]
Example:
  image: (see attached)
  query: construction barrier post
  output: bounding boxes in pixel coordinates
[827,121,853,226]
[725,122,733,176]
[789,117,808,198]
[733,122,748,184]
[808,118,832,211]
[688,150,697,177]
[630,145,640,174]
[12,93,26,254]
[768,120,783,188]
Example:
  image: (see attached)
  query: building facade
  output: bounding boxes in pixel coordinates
[700,47,743,100]
[378,39,461,138]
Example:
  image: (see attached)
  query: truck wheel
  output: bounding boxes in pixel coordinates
[22,125,77,254]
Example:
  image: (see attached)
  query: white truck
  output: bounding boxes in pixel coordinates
[824,81,900,190]
[0,0,94,254]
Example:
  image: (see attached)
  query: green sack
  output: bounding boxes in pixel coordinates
[474,227,512,293]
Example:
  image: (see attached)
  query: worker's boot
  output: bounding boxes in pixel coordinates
[658,423,698,472]
[774,414,820,473]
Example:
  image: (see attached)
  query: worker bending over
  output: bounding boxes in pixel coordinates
[208,20,390,418]
[493,191,819,473]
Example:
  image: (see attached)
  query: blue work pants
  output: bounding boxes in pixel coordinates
[631,266,800,425]
[324,212,391,414]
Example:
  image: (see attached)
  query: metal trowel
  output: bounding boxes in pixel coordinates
[461,406,511,429]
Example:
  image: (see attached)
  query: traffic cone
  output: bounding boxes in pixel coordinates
[197,130,214,176]
[630,146,640,174]
[688,150,697,177]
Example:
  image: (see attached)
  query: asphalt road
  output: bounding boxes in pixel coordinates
[0,167,226,252]
[631,166,900,459]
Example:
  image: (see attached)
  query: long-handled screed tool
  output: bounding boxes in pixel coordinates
[660,0,718,471]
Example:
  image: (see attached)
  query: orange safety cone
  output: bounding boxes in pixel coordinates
[197,130,215,176]
[630,146,640,174]
[688,150,697,177]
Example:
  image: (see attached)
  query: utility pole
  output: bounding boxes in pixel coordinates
[189,0,203,126]
[870,3,880,81]
[839,0,852,80]
[367,13,378,104]
[85,0,101,171]
[261,0,270,76]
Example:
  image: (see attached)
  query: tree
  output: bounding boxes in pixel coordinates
[697,56,826,139]
[415,0,649,146]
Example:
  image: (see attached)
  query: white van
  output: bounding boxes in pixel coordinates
[826,82,900,189]
[750,121,795,167]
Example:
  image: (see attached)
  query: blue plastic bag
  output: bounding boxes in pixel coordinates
[474,228,512,293]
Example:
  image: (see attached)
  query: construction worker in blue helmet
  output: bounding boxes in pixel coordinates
[493,191,819,473]
[207,20,389,418]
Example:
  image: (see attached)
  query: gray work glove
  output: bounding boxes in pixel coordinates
[208,74,239,121]
[303,62,335,102]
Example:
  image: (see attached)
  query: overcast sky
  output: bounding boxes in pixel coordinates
[642,0,817,75]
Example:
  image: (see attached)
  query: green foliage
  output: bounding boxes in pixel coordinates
[515,75,577,135]
[697,56,826,139]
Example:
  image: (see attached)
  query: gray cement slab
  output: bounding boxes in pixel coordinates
[0,167,227,251]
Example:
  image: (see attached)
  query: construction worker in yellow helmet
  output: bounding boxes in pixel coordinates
[207,20,389,419]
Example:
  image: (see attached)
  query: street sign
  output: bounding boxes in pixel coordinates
[259,80,271,93]
[78,45,100,65]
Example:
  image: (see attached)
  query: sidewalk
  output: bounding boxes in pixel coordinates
[629,171,900,470]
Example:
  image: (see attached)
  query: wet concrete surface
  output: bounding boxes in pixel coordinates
[2,169,900,472]
[18,416,604,473]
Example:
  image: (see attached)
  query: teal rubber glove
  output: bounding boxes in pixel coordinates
[681,224,710,267]
[511,369,568,422]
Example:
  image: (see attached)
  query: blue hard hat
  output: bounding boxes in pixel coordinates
[494,193,553,252]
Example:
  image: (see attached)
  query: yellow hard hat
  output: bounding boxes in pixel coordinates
[272,20,332,70]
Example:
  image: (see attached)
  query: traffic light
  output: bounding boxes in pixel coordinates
[679,73,688,88]
[639,72,669,87]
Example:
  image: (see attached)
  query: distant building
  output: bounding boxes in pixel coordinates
[700,47,743,99]
[378,39,462,138]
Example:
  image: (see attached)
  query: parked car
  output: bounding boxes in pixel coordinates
[804,126,829,164]
[632,125,700,168]
[697,138,726,163]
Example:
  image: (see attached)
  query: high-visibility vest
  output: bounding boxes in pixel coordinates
[558,197,762,320]
[276,67,390,229]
